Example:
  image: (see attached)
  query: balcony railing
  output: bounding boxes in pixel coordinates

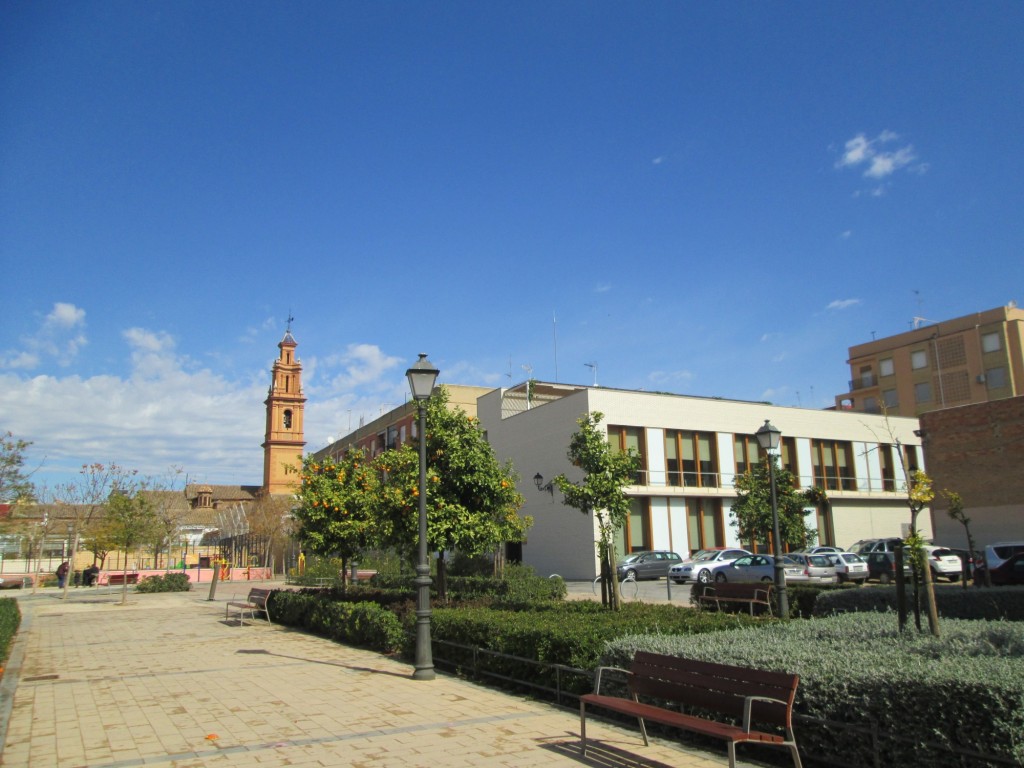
[848,373,877,391]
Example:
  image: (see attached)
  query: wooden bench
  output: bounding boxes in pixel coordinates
[694,582,774,616]
[106,572,140,586]
[581,651,802,768]
[225,588,272,626]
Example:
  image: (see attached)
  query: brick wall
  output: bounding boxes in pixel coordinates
[922,395,1024,544]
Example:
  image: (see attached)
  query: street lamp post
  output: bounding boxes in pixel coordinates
[755,419,789,620]
[406,353,440,680]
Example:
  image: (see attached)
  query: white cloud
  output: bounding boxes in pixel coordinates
[647,369,695,386]
[839,230,853,239]
[594,284,611,293]
[0,301,88,370]
[835,131,922,182]
[826,298,861,310]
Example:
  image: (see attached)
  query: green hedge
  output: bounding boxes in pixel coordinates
[603,613,1024,767]
[815,583,1024,620]
[269,590,405,651]
[372,568,566,603]
[427,601,761,696]
[0,599,19,665]
[136,573,193,593]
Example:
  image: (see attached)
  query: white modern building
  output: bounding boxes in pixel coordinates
[479,382,925,580]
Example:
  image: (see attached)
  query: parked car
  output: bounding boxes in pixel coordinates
[923,546,964,582]
[807,546,843,554]
[615,550,683,580]
[709,554,806,584]
[865,551,913,584]
[668,548,752,585]
[849,537,905,556]
[786,552,837,582]
[825,552,869,583]
[984,541,1024,571]
[973,552,1024,586]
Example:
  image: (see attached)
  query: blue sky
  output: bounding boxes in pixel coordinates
[2,2,1021,492]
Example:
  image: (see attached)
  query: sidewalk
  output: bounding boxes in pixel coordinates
[0,581,731,768]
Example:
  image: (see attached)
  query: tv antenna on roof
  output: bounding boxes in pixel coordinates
[585,361,598,387]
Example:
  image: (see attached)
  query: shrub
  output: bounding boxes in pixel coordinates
[269,589,404,651]
[135,573,192,593]
[815,583,1024,621]
[603,613,1024,767]
[0,599,19,664]
[425,601,761,695]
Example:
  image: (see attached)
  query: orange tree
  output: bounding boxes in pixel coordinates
[293,449,380,584]
[375,387,530,599]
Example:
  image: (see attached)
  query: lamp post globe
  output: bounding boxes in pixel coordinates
[755,419,789,620]
[406,354,439,680]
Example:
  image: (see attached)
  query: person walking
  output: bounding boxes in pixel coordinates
[56,561,70,589]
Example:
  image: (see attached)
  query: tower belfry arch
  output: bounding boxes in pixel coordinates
[262,325,306,495]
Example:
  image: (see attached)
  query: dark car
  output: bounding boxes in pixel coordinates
[973,552,1024,586]
[615,550,683,580]
[865,551,913,584]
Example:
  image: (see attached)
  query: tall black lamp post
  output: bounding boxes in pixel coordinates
[407,353,439,680]
[755,419,789,620]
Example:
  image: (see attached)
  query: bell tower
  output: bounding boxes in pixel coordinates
[262,321,306,495]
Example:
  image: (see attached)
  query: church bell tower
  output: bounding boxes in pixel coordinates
[262,322,306,495]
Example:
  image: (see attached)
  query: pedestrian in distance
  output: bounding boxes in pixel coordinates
[56,561,70,589]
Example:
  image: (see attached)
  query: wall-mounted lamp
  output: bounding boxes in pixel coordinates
[533,472,554,496]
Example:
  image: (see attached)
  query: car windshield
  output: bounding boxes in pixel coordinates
[808,555,832,566]
[692,550,721,561]
[619,554,643,564]
[931,548,954,557]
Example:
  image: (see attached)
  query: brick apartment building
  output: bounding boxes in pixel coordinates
[922,395,1024,548]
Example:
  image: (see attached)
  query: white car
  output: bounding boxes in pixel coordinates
[826,552,869,584]
[668,548,752,585]
[924,546,964,582]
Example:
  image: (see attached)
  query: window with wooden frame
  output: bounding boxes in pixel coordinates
[781,437,799,485]
[625,498,651,552]
[732,434,761,476]
[685,498,724,550]
[811,439,857,491]
[608,425,645,484]
[878,444,896,491]
[665,430,719,487]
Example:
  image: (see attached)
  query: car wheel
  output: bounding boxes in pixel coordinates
[697,569,712,585]
[760,576,773,583]
[879,571,892,585]
[837,574,847,583]
[623,569,637,581]
[948,574,960,583]
[714,571,728,583]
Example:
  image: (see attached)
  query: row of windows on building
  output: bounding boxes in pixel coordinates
[607,426,920,494]
[622,495,836,555]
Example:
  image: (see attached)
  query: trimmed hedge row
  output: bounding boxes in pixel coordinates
[0,598,19,665]
[815,583,1024,621]
[269,590,405,651]
[136,573,193,593]
[371,572,567,603]
[604,613,1024,767]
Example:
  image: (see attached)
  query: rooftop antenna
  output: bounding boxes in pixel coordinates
[585,361,598,387]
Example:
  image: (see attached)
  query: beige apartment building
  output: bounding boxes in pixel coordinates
[835,303,1024,417]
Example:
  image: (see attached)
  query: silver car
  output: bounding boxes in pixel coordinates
[668,548,752,585]
[787,552,837,582]
[826,552,869,584]
[709,554,806,584]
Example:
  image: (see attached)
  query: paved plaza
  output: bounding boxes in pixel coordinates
[0,580,744,768]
